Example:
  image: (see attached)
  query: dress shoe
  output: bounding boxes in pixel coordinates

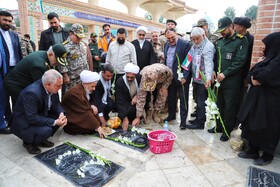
[238,151,259,159]
[0,128,11,134]
[253,153,273,166]
[186,123,204,130]
[164,116,175,122]
[40,140,55,148]
[207,127,223,133]
[190,111,196,117]
[23,142,41,154]
[180,123,187,130]
[220,133,229,141]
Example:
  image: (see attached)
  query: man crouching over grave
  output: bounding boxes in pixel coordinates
[132,63,173,126]
[115,63,140,130]
[10,70,67,154]
[62,70,105,137]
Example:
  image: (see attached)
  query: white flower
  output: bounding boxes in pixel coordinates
[76,149,80,153]
[215,82,220,88]
[55,159,61,165]
[58,155,63,159]
[80,173,85,178]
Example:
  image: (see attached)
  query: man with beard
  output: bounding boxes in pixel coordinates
[131,26,156,70]
[209,17,248,141]
[62,70,105,137]
[151,30,164,64]
[92,64,116,126]
[0,11,22,134]
[98,24,116,64]
[88,32,101,72]
[106,28,137,80]
[39,12,69,51]
[115,63,140,130]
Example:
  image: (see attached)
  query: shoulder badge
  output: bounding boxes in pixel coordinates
[62,40,69,45]
[236,34,244,38]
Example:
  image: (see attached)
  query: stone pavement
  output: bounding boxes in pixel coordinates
[1,113,280,187]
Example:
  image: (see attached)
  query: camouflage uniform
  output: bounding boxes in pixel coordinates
[58,24,89,92]
[20,38,33,57]
[208,33,219,45]
[136,63,173,117]
[151,42,164,64]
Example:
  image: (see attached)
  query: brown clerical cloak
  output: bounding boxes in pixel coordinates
[62,83,100,134]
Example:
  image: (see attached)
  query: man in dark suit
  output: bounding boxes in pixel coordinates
[131,26,156,70]
[0,11,23,134]
[164,28,191,129]
[39,12,69,51]
[10,70,67,154]
[92,64,116,126]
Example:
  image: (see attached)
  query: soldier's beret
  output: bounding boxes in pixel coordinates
[233,17,252,28]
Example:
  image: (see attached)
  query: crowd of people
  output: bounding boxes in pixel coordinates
[0,10,279,166]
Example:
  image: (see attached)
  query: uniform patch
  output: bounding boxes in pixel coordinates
[226,53,233,60]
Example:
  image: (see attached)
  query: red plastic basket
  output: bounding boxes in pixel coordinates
[147,130,177,154]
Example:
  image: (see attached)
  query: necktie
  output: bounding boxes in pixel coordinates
[129,81,137,99]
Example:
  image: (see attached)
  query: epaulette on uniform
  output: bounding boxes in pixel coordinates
[236,34,244,38]
[62,40,69,45]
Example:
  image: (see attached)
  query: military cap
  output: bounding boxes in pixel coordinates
[52,44,68,66]
[166,19,177,26]
[90,32,97,38]
[197,18,208,27]
[70,23,85,38]
[233,17,252,28]
[216,17,232,33]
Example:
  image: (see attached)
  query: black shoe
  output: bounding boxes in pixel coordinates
[190,111,196,117]
[238,151,259,159]
[23,142,41,154]
[180,123,187,130]
[253,153,273,166]
[188,119,196,123]
[164,116,175,122]
[220,133,229,141]
[186,123,204,130]
[0,127,11,134]
[39,140,54,148]
[207,127,223,133]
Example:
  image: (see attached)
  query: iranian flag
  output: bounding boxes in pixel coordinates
[181,53,192,70]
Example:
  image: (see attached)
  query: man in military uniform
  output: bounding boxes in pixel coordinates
[88,32,101,72]
[151,30,164,64]
[4,44,67,103]
[58,23,89,92]
[196,18,218,45]
[20,34,33,57]
[208,17,248,141]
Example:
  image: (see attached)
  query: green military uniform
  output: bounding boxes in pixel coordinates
[88,32,101,72]
[4,44,67,101]
[214,17,249,135]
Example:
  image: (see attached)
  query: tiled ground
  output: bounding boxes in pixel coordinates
[0,101,280,186]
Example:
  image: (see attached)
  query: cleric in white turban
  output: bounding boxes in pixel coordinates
[80,70,100,83]
[136,26,148,34]
[61,70,105,137]
[124,63,140,74]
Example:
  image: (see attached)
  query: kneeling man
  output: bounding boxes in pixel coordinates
[10,69,67,154]
[62,70,105,137]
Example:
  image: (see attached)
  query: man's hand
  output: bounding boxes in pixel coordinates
[122,117,129,131]
[217,73,225,82]
[99,116,106,127]
[91,105,98,115]
[63,73,70,85]
[251,76,261,86]
[132,117,141,127]
[56,112,67,127]
[94,56,100,61]
[95,126,105,138]
[131,95,137,105]
[205,80,211,89]
[181,78,186,85]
